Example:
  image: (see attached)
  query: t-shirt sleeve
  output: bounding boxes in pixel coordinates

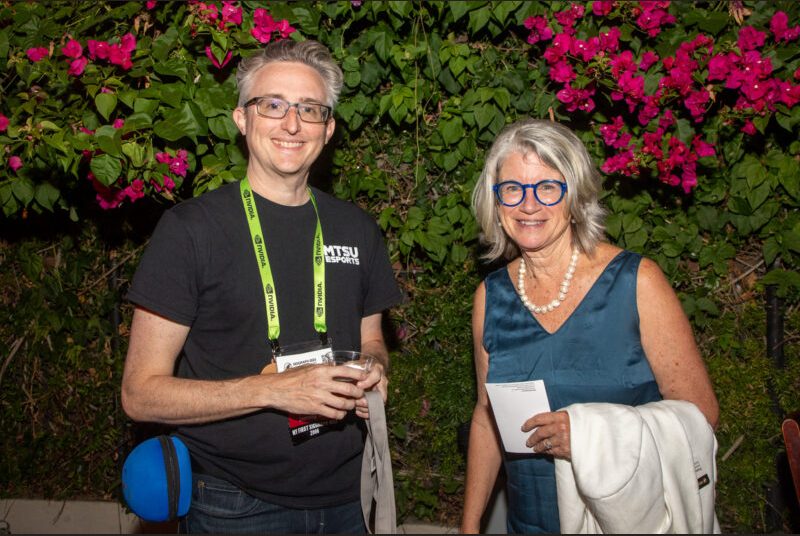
[126,208,200,326]
[360,217,403,317]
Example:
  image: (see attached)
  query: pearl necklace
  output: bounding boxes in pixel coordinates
[517,247,579,315]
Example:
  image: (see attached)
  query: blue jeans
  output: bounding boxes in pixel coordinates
[180,472,366,534]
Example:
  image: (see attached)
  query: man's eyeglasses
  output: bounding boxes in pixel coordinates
[243,97,332,124]
[493,180,568,207]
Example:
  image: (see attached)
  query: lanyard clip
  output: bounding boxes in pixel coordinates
[270,339,282,356]
[319,332,329,347]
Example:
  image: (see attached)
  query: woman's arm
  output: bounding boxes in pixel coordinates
[461,283,504,533]
[637,258,720,428]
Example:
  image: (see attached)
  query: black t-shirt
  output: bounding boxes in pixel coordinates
[127,181,402,508]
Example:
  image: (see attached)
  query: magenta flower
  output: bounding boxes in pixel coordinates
[221,2,243,26]
[169,150,189,177]
[113,119,125,129]
[637,94,661,126]
[205,46,233,69]
[543,33,572,64]
[601,149,637,176]
[639,51,659,71]
[61,39,83,59]
[592,1,615,16]
[554,3,585,34]
[68,57,89,76]
[635,2,675,37]
[770,11,800,43]
[26,47,49,62]
[88,40,109,60]
[684,88,711,122]
[571,37,600,62]
[741,120,757,135]
[123,179,146,202]
[556,84,595,112]
[120,33,137,53]
[599,116,631,149]
[0,114,8,131]
[80,126,95,135]
[692,136,716,159]
[549,61,576,84]
[707,53,733,81]
[155,152,172,164]
[146,0,157,8]
[737,26,766,51]
[523,16,553,45]
[598,27,621,53]
[108,44,133,70]
[8,156,22,172]
[610,50,637,78]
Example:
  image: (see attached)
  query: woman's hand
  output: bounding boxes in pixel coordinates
[522,410,571,461]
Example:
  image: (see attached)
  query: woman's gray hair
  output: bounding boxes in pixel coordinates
[236,40,344,109]
[472,118,606,261]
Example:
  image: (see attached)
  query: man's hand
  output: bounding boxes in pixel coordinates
[265,364,367,420]
[353,361,387,419]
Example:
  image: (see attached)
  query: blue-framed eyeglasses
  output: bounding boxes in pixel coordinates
[493,180,568,207]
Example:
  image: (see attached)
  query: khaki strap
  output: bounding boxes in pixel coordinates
[361,391,397,534]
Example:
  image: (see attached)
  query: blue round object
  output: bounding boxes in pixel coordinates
[122,435,192,522]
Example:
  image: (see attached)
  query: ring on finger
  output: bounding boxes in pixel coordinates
[544,439,553,450]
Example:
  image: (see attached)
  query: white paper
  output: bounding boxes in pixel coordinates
[485,380,551,453]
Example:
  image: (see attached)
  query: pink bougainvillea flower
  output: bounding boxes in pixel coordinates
[599,116,631,149]
[26,47,49,62]
[592,0,615,16]
[571,37,600,62]
[639,50,659,71]
[770,11,800,43]
[692,136,716,158]
[61,38,83,59]
[601,149,637,176]
[108,43,133,70]
[684,87,711,122]
[556,84,595,112]
[598,27,621,53]
[741,120,757,135]
[169,151,189,177]
[658,108,676,130]
[79,126,95,135]
[0,114,8,131]
[8,156,22,172]
[120,33,137,53]
[155,151,172,164]
[146,0,157,8]
[554,3,585,34]
[67,56,89,76]
[635,2,675,37]
[87,172,125,209]
[795,66,800,80]
[543,33,572,64]
[549,60,576,84]
[707,53,733,81]
[523,16,553,45]
[737,26,766,51]
[205,46,233,69]
[113,119,125,129]
[221,1,243,26]
[611,71,645,111]
[637,94,662,126]
[87,40,109,60]
[123,179,146,202]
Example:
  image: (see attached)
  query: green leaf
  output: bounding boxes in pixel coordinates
[439,117,464,146]
[121,142,146,167]
[208,116,240,141]
[94,125,123,156]
[154,103,202,142]
[696,12,730,35]
[95,93,117,121]
[468,7,492,34]
[89,154,122,186]
[11,177,35,206]
[121,112,153,134]
[34,182,60,211]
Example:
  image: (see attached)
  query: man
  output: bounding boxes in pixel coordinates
[121,39,402,533]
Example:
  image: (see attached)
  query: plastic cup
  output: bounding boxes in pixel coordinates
[324,350,373,382]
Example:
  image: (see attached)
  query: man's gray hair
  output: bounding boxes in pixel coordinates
[472,118,607,261]
[236,39,344,109]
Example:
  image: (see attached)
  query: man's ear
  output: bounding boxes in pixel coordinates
[233,106,247,135]
[324,117,335,144]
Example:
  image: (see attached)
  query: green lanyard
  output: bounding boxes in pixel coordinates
[240,178,327,354]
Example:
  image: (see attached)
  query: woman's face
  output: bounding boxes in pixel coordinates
[496,151,572,255]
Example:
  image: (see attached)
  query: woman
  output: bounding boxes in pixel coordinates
[460,118,719,534]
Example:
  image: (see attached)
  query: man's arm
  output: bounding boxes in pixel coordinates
[354,312,390,417]
[121,306,367,424]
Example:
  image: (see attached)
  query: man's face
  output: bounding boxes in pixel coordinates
[233,61,335,184]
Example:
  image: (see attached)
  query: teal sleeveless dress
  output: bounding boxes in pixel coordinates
[483,250,662,534]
